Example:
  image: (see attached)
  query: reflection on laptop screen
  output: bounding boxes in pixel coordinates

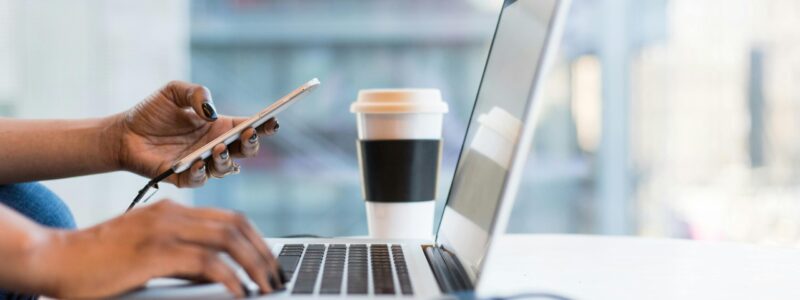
[436,0,558,279]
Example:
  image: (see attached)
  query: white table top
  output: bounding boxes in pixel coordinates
[479,234,800,300]
[123,234,800,299]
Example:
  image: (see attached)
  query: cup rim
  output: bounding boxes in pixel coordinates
[351,88,448,114]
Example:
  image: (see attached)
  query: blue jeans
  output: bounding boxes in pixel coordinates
[0,182,76,300]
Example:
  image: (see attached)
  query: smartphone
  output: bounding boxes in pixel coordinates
[171,78,320,173]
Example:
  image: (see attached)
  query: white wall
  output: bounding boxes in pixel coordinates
[3,0,191,227]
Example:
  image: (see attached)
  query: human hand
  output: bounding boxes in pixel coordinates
[113,81,279,187]
[32,200,282,298]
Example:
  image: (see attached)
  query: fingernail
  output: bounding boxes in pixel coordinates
[241,282,253,297]
[268,273,278,291]
[249,132,258,144]
[197,164,206,175]
[220,149,229,160]
[201,102,218,121]
[278,268,288,285]
[231,163,241,174]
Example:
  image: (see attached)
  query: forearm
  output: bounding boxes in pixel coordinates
[0,205,58,295]
[0,115,122,183]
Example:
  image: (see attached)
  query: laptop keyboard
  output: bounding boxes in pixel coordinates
[277,243,413,295]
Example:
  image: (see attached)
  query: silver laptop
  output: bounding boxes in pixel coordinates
[123,0,568,298]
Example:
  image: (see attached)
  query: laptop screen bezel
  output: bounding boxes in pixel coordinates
[433,0,569,285]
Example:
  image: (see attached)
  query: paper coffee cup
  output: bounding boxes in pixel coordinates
[351,89,448,239]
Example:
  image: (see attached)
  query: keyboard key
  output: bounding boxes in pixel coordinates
[277,256,300,278]
[320,244,346,294]
[277,244,305,279]
[392,245,413,295]
[371,244,395,295]
[347,244,368,295]
[292,245,324,295]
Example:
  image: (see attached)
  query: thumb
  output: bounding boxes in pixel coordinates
[165,80,218,122]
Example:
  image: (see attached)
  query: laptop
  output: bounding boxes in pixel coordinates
[122,0,569,298]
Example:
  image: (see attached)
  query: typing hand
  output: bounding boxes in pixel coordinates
[113,81,279,187]
[35,200,282,298]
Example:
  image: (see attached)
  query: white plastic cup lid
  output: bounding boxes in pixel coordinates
[351,89,449,114]
[477,107,522,143]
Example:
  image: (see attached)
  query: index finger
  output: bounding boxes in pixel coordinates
[166,211,274,294]
[179,207,284,289]
[164,81,217,121]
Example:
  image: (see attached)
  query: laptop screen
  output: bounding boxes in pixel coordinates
[436,0,561,280]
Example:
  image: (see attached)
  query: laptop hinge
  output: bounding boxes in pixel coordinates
[422,245,474,294]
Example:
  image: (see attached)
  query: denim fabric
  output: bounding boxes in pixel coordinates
[0,182,76,300]
[0,183,75,229]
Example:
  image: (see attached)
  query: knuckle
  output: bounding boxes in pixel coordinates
[193,176,208,187]
[199,253,219,274]
[148,219,173,239]
[155,199,178,210]
[210,166,228,178]
[188,171,205,183]
[256,254,270,268]
[199,85,211,95]
[232,212,248,226]
[244,144,259,154]
[141,231,169,252]
[221,224,239,243]
[151,200,170,211]
[166,80,182,90]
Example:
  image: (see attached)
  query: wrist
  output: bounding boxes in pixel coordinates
[16,227,66,296]
[101,113,127,172]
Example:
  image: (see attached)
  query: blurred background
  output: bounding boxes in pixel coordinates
[2,0,800,245]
